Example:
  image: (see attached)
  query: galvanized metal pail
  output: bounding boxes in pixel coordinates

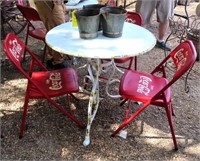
[75,9,100,39]
[100,7,127,38]
[83,4,106,31]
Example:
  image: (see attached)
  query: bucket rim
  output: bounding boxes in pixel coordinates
[75,9,100,17]
[100,6,127,14]
[83,4,106,9]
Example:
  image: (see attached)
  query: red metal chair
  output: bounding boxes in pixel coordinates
[3,33,85,138]
[114,11,143,70]
[102,11,143,71]
[16,4,47,63]
[106,0,117,6]
[111,40,197,150]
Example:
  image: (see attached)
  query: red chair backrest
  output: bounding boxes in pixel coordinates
[3,33,26,68]
[151,40,197,98]
[17,4,41,21]
[3,33,47,77]
[170,40,197,79]
[125,11,143,26]
[106,0,117,6]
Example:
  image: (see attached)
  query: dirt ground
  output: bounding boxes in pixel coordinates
[1,2,200,161]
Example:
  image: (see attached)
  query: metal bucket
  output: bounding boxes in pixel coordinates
[83,4,106,31]
[75,9,100,39]
[100,7,127,38]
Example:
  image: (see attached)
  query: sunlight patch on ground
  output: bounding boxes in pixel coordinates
[184,143,200,156]
[61,147,70,158]
[1,78,29,115]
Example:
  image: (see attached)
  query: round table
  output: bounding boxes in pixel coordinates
[46,22,156,58]
[46,22,156,146]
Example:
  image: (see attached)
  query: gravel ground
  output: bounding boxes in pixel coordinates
[1,2,200,161]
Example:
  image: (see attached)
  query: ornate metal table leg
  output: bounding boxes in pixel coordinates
[83,58,124,146]
[83,58,100,146]
[105,59,121,99]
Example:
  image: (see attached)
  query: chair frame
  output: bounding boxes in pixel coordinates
[16,4,47,63]
[102,11,142,71]
[0,0,29,40]
[111,40,197,150]
[3,33,85,138]
[114,11,143,71]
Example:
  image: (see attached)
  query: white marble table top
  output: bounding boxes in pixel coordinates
[65,0,98,10]
[45,22,156,59]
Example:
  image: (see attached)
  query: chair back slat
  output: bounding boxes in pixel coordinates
[125,11,143,26]
[17,4,41,22]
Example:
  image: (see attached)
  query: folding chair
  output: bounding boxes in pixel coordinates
[125,11,143,28]
[16,4,47,63]
[113,11,143,71]
[102,11,143,71]
[3,33,85,138]
[111,40,197,150]
[0,0,28,40]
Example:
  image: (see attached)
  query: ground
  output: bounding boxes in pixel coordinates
[1,2,200,161]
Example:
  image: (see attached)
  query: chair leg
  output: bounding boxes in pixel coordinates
[19,96,29,138]
[66,55,71,60]
[125,100,131,120]
[23,29,29,62]
[120,98,128,106]
[111,102,149,137]
[70,93,79,101]
[41,44,47,63]
[67,94,77,111]
[48,97,85,128]
[134,56,137,70]
[165,105,178,150]
[84,75,90,90]
[170,101,176,116]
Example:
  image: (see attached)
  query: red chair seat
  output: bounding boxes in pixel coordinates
[114,57,132,64]
[29,27,46,40]
[30,68,79,98]
[119,70,171,105]
[102,57,132,64]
